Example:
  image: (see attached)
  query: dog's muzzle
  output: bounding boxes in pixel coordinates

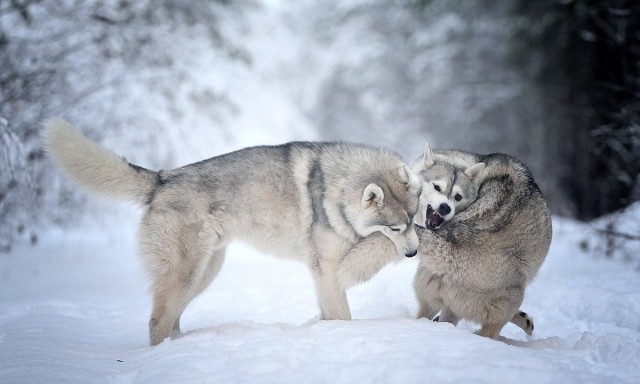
[426,205,445,230]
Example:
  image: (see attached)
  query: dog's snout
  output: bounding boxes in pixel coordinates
[438,203,451,216]
[405,249,418,258]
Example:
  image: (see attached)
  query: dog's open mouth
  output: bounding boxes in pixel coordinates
[426,205,445,230]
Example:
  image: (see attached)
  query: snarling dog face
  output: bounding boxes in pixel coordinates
[412,144,485,230]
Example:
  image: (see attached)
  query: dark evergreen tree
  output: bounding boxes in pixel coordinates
[512,0,640,220]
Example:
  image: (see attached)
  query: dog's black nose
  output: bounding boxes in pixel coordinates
[438,203,451,215]
[405,249,417,258]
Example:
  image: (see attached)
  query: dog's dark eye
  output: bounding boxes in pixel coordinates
[390,227,401,232]
[455,194,462,201]
[433,184,441,192]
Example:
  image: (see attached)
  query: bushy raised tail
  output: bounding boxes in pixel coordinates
[41,118,157,205]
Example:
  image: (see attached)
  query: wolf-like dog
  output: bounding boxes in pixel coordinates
[41,119,422,345]
[338,147,551,339]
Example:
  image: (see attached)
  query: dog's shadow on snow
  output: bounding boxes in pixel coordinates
[169,317,567,351]
[168,315,324,343]
[499,335,568,349]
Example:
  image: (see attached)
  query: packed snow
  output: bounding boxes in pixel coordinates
[1,210,639,383]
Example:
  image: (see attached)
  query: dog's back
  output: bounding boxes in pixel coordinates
[485,154,551,284]
[439,153,551,284]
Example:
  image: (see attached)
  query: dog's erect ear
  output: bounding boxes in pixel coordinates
[398,165,420,192]
[465,162,486,183]
[361,183,385,208]
[398,165,411,185]
[423,142,435,168]
[398,165,416,186]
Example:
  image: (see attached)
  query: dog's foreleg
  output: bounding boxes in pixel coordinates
[414,277,440,320]
[312,261,352,320]
[416,299,440,320]
[337,233,397,289]
[316,277,352,320]
[309,228,353,320]
[413,268,442,320]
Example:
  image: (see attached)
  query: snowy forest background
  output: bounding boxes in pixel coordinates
[1,0,639,258]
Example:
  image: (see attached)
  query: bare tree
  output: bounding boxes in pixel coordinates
[0,0,251,251]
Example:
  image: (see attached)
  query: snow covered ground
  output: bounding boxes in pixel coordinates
[1,2,639,382]
[1,212,639,383]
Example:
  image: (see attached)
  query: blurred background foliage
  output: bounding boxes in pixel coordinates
[1,0,638,253]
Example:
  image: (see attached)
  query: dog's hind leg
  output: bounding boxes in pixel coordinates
[476,290,524,340]
[172,247,227,333]
[149,275,193,345]
[188,246,226,316]
[149,249,224,345]
[436,306,460,325]
[510,310,534,335]
[476,321,508,339]
[142,218,225,345]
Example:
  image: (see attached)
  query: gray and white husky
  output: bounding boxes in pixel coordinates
[41,119,422,345]
[340,146,551,339]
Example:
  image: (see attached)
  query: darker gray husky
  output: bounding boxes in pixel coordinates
[340,148,551,339]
